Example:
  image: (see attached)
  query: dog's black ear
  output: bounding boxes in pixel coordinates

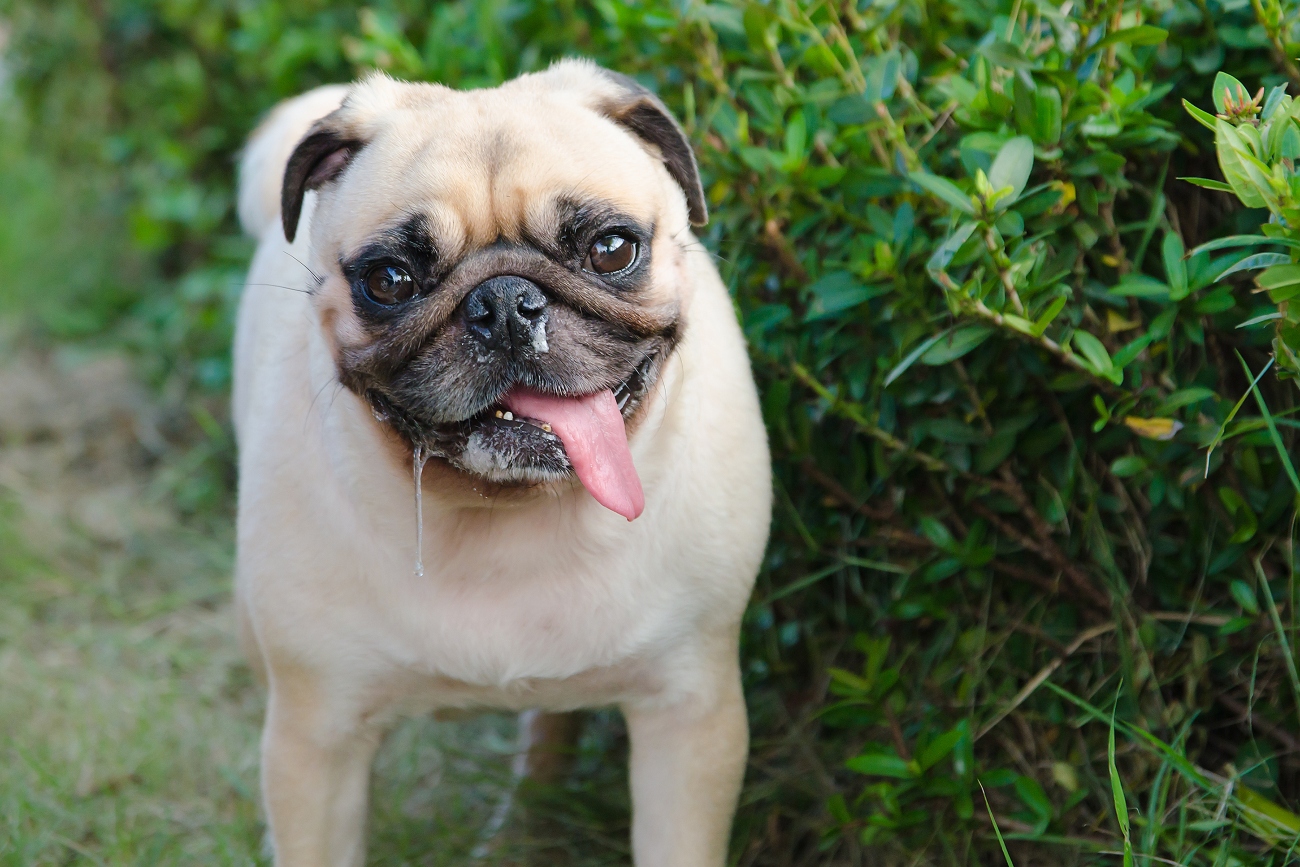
[282,126,364,243]
[598,71,708,227]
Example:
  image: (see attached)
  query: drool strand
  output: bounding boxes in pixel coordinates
[413,445,429,577]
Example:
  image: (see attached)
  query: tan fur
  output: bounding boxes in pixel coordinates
[233,60,771,867]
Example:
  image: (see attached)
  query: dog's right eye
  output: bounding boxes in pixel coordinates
[364,266,416,305]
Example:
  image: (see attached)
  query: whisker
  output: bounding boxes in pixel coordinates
[284,251,326,285]
[674,238,727,264]
[240,281,313,295]
[323,380,347,418]
[304,376,340,432]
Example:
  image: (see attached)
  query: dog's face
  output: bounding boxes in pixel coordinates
[280,62,708,517]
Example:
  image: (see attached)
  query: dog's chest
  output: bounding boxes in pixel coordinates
[317,502,700,695]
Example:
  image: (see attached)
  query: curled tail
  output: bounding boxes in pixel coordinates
[237,85,350,239]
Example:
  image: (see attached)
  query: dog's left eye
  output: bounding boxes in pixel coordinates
[364,265,416,305]
[583,235,637,275]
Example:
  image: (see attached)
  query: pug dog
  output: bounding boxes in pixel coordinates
[232,59,772,867]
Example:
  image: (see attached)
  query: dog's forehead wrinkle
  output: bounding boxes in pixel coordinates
[345,85,668,242]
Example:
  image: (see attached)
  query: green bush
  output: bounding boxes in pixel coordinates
[4,0,1300,863]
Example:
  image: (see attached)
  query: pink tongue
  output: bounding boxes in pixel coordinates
[503,388,645,521]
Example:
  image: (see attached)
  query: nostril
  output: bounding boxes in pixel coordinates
[464,294,493,323]
[517,293,546,320]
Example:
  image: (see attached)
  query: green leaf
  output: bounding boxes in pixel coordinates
[827,94,873,125]
[1110,455,1148,477]
[1190,234,1300,256]
[784,110,807,163]
[1218,486,1258,544]
[1071,330,1114,374]
[1256,263,1300,291]
[826,793,851,824]
[921,323,995,364]
[1216,252,1291,282]
[1216,120,1269,208]
[1192,288,1236,314]
[917,726,965,771]
[1237,311,1284,328]
[1110,275,1170,299]
[742,2,775,50]
[910,171,975,214]
[919,418,986,444]
[1014,775,1053,825]
[926,221,979,283]
[804,271,878,321]
[975,430,1017,473]
[918,516,958,550]
[885,331,950,387]
[1213,71,1250,115]
[1156,387,1216,413]
[1163,233,1188,299]
[1036,85,1063,145]
[1182,98,1218,132]
[988,136,1035,205]
[846,752,915,778]
[1013,74,1036,137]
[1229,577,1260,614]
[1281,123,1300,160]
[1262,83,1288,120]
[1112,332,1154,369]
[864,49,901,103]
[1220,616,1255,636]
[1179,176,1235,192]
[1094,25,1168,52]
[1032,295,1069,335]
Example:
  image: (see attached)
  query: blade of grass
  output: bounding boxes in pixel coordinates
[1046,681,1300,841]
[1236,351,1300,494]
[1044,681,1212,787]
[1108,691,1135,867]
[981,782,1017,866]
[1254,556,1300,728]
[1205,357,1273,479]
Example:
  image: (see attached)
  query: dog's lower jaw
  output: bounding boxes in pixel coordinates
[457,428,571,484]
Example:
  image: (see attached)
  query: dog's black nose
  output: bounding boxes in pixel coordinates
[462,276,549,353]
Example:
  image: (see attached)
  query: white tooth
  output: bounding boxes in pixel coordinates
[503,411,514,421]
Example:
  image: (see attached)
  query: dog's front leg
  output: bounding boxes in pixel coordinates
[623,665,749,867]
[260,674,385,867]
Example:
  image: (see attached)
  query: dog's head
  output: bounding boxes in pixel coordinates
[282,61,707,519]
